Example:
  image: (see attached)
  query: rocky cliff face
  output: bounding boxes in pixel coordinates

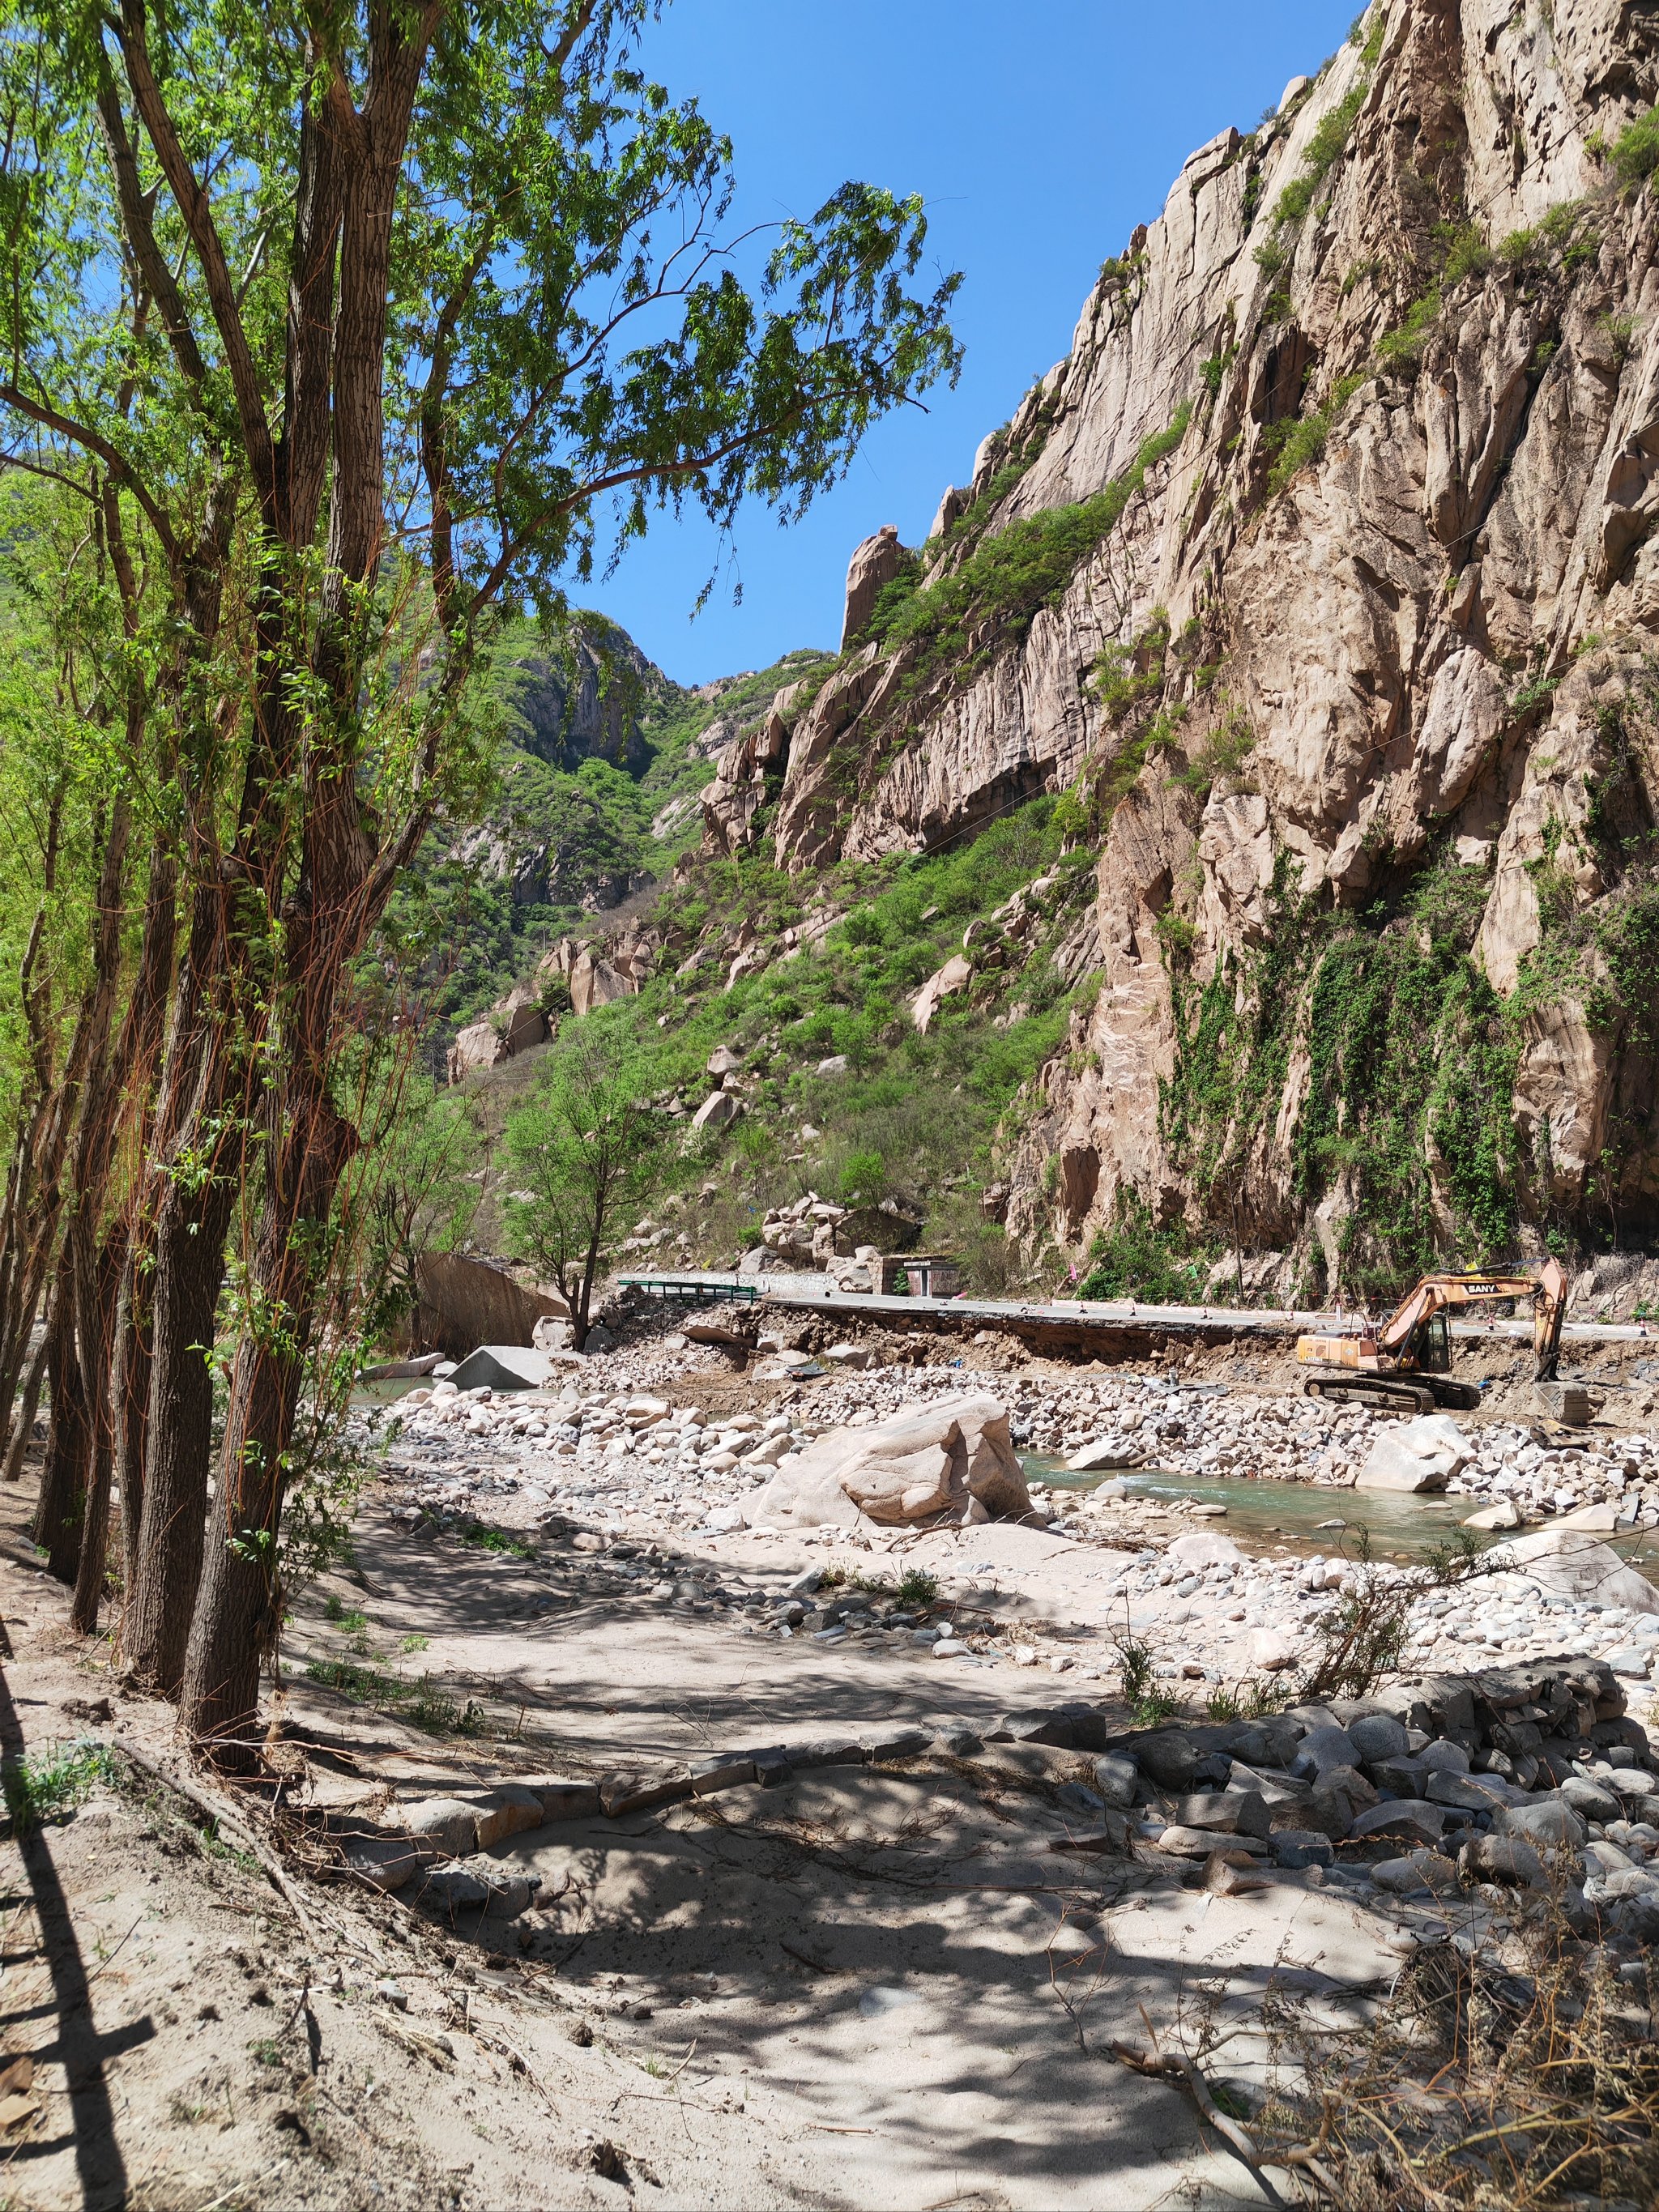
[709,0,1659,1290]
[497,614,668,774]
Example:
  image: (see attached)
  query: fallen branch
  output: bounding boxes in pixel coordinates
[1108,2036,1286,2207]
[113,1736,326,1946]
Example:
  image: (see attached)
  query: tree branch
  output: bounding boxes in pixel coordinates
[464,408,821,616]
[93,50,213,404]
[113,0,276,505]
[420,218,496,625]
[0,382,177,561]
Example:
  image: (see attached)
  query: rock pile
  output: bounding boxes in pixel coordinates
[331,1656,1659,1951]
[759,1193,847,1266]
[382,1382,1034,1539]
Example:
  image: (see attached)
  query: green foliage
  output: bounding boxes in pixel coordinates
[1092,706,1188,817]
[503,1025,668,1338]
[305,1657,482,1734]
[1098,250,1149,289]
[460,1523,535,1558]
[1435,219,1494,284]
[1158,851,1529,1296]
[1264,372,1367,492]
[4,1739,117,1832]
[1262,79,1368,245]
[1199,348,1235,398]
[1375,288,1443,369]
[1078,1195,1211,1303]
[861,411,1193,701]
[1610,104,1659,185]
[1499,198,1599,281]
[1511,667,1560,714]
[1167,706,1257,800]
[1113,1631,1179,1725]
[838,1147,888,1204]
[1090,609,1171,722]
[1302,83,1368,180]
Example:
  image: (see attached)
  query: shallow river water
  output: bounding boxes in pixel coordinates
[1021,1455,1498,1562]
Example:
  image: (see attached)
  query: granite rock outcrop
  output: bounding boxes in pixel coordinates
[699,0,1659,1274]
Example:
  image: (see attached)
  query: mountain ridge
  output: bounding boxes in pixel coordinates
[446,0,1659,1308]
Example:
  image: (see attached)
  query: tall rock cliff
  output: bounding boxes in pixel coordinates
[713,0,1659,1292]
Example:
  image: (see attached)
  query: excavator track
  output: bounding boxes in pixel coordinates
[1301,1372,1437,1415]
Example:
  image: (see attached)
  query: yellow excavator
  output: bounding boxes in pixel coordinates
[1295,1258,1568,1414]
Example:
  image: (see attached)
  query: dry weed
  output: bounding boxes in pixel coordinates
[1253,1899,1659,2207]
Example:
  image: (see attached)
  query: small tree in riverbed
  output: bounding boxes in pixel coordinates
[504,1031,664,1349]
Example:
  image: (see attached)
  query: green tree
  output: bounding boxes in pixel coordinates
[358,1080,483,1348]
[0,0,961,1757]
[503,1030,663,1348]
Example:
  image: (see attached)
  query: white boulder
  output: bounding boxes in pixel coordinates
[911,955,973,1034]
[1493,1527,1659,1614]
[1166,1532,1246,1571]
[1065,1437,1142,1473]
[1356,1413,1470,1492]
[742,1396,1030,1530]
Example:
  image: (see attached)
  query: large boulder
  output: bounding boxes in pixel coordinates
[911,955,973,1034]
[744,1396,1030,1530]
[692,1089,741,1132]
[447,1018,505,1085]
[412,1253,571,1358]
[1356,1413,1470,1492]
[569,944,632,1016]
[1491,1526,1659,1613]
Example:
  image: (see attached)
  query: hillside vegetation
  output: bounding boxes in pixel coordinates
[443,796,1102,1291]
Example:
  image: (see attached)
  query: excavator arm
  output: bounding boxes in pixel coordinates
[1530,1255,1568,1381]
[1375,1260,1567,1378]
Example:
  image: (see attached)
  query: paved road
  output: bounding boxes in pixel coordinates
[620,1270,1653,1349]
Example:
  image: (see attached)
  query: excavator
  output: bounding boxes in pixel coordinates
[1294,1258,1568,1414]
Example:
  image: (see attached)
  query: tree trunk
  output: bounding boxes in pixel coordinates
[121,1167,238,1692]
[1,1328,48,1486]
[112,1238,153,1596]
[33,1286,87,1578]
[181,1074,354,1760]
[71,831,177,1637]
[70,1229,126,1635]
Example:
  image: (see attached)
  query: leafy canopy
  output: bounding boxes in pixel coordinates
[0,0,963,637]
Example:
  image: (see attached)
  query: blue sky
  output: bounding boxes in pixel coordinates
[588,1,1354,685]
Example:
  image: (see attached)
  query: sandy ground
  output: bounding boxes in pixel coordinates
[0,1450,1444,2212]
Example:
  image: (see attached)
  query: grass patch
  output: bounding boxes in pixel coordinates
[302,1658,484,1735]
[894,1566,940,1612]
[1263,372,1367,492]
[2,1738,117,1833]
[1113,1634,1179,1727]
[459,1523,535,1558]
[1609,102,1659,185]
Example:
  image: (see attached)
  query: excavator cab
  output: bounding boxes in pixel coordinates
[1417,1311,1452,1374]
